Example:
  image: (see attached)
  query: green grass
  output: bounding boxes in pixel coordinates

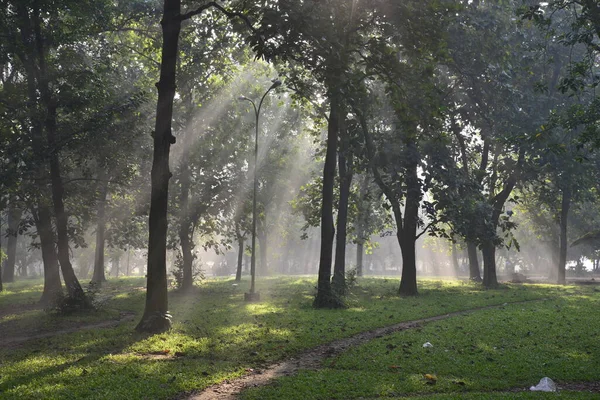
[0,276,596,399]
[242,284,600,400]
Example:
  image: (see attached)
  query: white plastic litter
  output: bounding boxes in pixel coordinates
[422,342,433,348]
[530,377,557,392]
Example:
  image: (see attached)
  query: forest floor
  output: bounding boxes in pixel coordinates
[0,277,599,399]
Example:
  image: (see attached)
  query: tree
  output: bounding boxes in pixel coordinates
[136,0,259,332]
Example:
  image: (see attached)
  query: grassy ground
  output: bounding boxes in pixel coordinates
[0,276,597,399]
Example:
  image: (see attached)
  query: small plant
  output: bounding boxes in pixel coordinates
[171,251,205,290]
[46,283,98,314]
[345,267,359,289]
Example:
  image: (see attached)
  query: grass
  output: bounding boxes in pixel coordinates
[0,276,597,399]
[242,284,600,400]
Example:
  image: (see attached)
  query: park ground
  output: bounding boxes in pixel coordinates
[1,276,599,399]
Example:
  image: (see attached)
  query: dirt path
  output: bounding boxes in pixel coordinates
[183,299,546,400]
[0,311,137,347]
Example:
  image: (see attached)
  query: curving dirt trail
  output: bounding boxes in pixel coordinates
[182,299,546,400]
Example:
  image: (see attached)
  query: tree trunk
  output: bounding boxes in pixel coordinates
[92,176,109,284]
[557,185,571,285]
[112,255,121,277]
[0,222,3,292]
[46,99,88,305]
[314,95,342,308]
[235,235,244,282]
[356,241,364,277]
[3,207,21,283]
[178,158,194,292]
[258,231,268,276]
[136,0,181,333]
[482,241,498,288]
[467,241,482,281]
[398,155,420,296]
[451,241,460,276]
[35,207,62,305]
[332,138,353,293]
[15,3,61,305]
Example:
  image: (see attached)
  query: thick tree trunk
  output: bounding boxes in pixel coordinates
[482,241,498,288]
[314,95,342,308]
[136,0,181,332]
[398,157,420,296]
[558,186,571,285]
[35,207,62,305]
[3,207,21,283]
[235,235,244,282]
[467,241,482,281]
[332,144,353,293]
[398,235,418,295]
[92,177,109,284]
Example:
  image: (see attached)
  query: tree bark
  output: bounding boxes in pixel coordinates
[557,185,571,285]
[45,99,88,304]
[0,222,3,292]
[451,241,460,276]
[35,207,62,305]
[258,231,268,276]
[92,176,109,284]
[178,156,194,292]
[332,122,353,293]
[356,241,364,277]
[2,207,21,283]
[136,0,181,332]
[235,235,244,282]
[398,150,420,296]
[482,240,498,288]
[314,95,342,308]
[15,2,62,304]
[467,241,482,281]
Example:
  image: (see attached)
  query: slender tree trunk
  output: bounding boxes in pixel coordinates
[355,175,369,277]
[178,158,194,291]
[332,141,353,293]
[558,185,571,285]
[16,3,61,304]
[46,100,88,304]
[356,241,364,277]
[314,95,341,308]
[136,0,181,332]
[35,208,62,305]
[467,241,482,281]
[235,235,244,282]
[258,231,268,276]
[3,207,21,283]
[0,223,3,292]
[92,177,109,284]
[482,240,498,288]
[112,255,121,277]
[451,241,460,276]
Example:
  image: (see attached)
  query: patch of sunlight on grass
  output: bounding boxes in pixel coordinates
[244,303,285,315]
